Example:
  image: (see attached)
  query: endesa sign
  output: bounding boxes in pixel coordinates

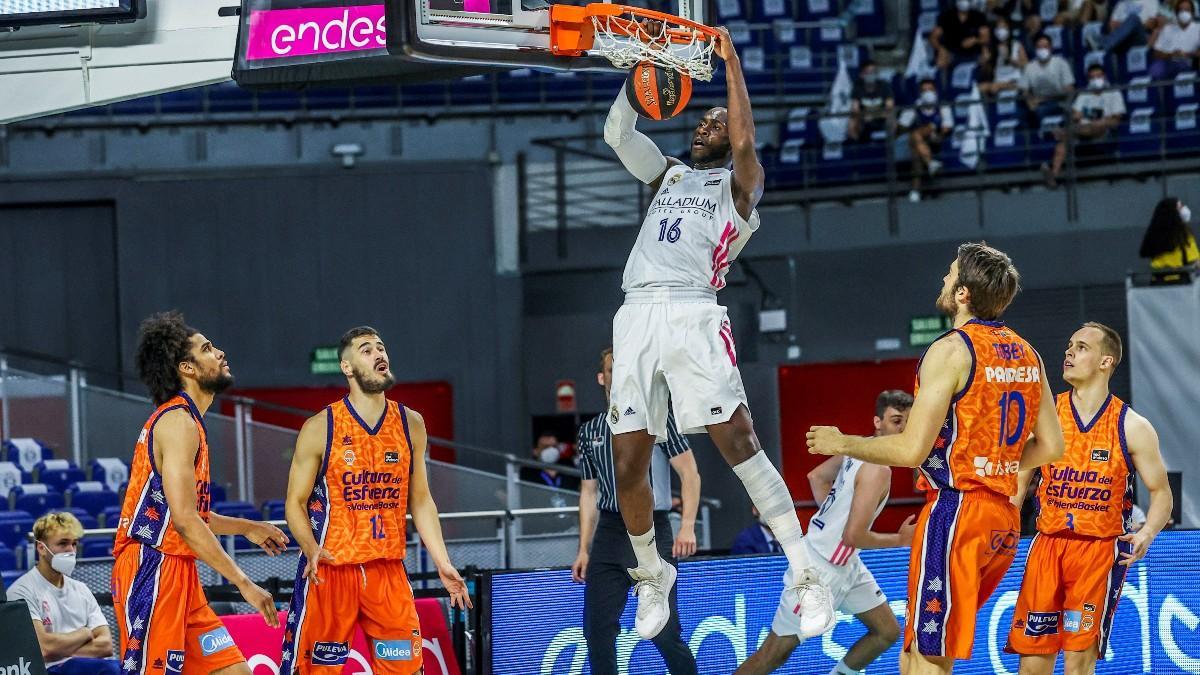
[245,4,386,61]
[222,599,459,675]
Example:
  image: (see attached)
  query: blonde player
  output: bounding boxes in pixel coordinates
[737,390,917,675]
[603,27,834,640]
[808,243,1066,674]
[1006,323,1173,674]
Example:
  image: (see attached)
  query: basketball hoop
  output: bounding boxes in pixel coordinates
[550,3,719,81]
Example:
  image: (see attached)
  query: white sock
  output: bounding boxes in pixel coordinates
[732,451,813,573]
[828,658,862,675]
[629,526,663,574]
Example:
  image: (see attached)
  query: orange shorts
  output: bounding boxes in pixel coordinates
[1005,532,1131,657]
[282,558,422,674]
[112,544,245,674]
[903,488,1020,660]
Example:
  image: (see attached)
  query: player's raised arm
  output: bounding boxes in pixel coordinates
[157,409,278,627]
[807,335,970,467]
[286,409,335,583]
[406,408,474,610]
[807,456,841,504]
[843,464,915,550]
[1017,355,1065,470]
[714,26,764,220]
[1119,411,1173,565]
[604,81,683,189]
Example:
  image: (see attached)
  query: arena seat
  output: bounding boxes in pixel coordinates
[2,570,23,589]
[213,501,260,520]
[0,462,22,497]
[64,508,99,530]
[262,499,287,520]
[34,460,86,494]
[3,439,52,476]
[10,485,64,515]
[89,458,130,494]
[100,505,123,529]
[67,482,119,517]
[81,537,113,559]
[0,512,32,549]
[0,543,16,571]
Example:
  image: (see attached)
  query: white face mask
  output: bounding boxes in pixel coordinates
[995,27,1010,41]
[1181,10,1194,24]
[919,90,938,106]
[40,543,77,577]
[1089,77,1106,89]
[1036,47,1052,61]
[539,446,561,464]
[1181,205,1193,223]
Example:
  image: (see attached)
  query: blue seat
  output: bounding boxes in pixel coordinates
[100,505,123,529]
[797,0,837,22]
[81,537,113,559]
[1166,71,1199,109]
[0,462,22,499]
[159,89,206,114]
[67,482,119,517]
[853,0,886,37]
[2,570,23,589]
[713,0,746,21]
[10,485,64,516]
[213,501,260,521]
[110,95,160,115]
[1166,103,1200,156]
[492,69,541,105]
[779,106,821,146]
[205,81,256,112]
[304,87,354,111]
[750,0,789,20]
[254,90,304,112]
[771,139,809,189]
[445,76,492,107]
[3,439,52,476]
[986,119,1028,169]
[262,500,287,520]
[1118,108,1163,158]
[1116,46,1150,84]
[813,143,853,184]
[89,458,129,494]
[34,461,86,494]
[0,512,33,548]
[0,544,16,571]
[210,483,227,504]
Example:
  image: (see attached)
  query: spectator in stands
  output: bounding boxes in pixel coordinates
[1089,0,1167,54]
[1021,33,1075,126]
[988,0,1043,44]
[848,60,895,143]
[978,16,1028,94]
[5,512,118,674]
[1042,63,1125,187]
[1139,197,1200,269]
[1052,0,1109,26]
[1149,0,1200,80]
[931,0,991,69]
[731,506,782,554]
[520,431,579,490]
[899,79,955,203]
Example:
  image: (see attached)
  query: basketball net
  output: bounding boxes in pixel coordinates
[588,13,716,81]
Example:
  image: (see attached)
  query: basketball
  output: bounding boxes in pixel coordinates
[626,61,692,121]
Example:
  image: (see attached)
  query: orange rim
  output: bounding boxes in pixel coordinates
[550,3,718,56]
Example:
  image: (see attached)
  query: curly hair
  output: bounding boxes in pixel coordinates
[136,311,197,406]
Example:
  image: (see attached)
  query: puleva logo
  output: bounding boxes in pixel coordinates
[1024,611,1060,636]
[198,626,235,656]
[374,639,415,661]
[166,650,186,673]
[312,641,349,665]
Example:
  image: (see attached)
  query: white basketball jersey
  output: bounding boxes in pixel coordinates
[621,164,753,292]
[806,458,887,566]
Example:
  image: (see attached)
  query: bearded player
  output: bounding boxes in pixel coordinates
[603,27,834,641]
[281,326,471,674]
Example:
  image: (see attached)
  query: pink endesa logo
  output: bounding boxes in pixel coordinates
[245,4,387,61]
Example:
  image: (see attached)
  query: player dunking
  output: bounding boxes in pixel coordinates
[807,242,1066,674]
[604,28,835,641]
[281,326,471,674]
[1006,322,1173,674]
[113,312,289,675]
[737,390,917,675]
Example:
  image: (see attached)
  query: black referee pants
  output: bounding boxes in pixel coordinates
[584,510,698,675]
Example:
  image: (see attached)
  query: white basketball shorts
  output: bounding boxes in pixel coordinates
[771,539,888,638]
[608,287,749,441]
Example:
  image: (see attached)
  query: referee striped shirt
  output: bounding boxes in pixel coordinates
[576,406,691,513]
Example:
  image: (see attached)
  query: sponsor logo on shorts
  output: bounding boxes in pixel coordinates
[385,451,400,464]
[623,407,636,417]
[166,650,185,673]
[1063,610,1083,632]
[710,406,723,416]
[1084,603,1097,612]
[1082,616,1095,631]
[610,405,620,424]
[412,629,422,657]
[1091,448,1111,462]
[990,529,1020,556]
[975,456,1020,478]
[374,639,415,661]
[198,626,235,656]
[705,179,722,186]
[312,641,350,665]
[1024,611,1060,636]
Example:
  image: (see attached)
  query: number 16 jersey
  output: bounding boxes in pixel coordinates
[622,165,758,293]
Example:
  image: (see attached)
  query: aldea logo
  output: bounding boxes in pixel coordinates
[246,5,387,61]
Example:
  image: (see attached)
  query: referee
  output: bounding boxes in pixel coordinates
[572,347,701,675]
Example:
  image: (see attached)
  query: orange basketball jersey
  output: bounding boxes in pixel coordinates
[305,397,413,565]
[1034,392,1134,538]
[113,392,213,559]
[916,319,1043,496]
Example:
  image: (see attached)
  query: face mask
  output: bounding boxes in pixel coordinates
[1089,77,1106,89]
[956,0,970,11]
[1036,47,1052,61]
[1181,10,1194,24]
[995,27,1009,41]
[539,446,561,464]
[40,543,76,577]
[1182,205,1193,223]
[919,90,938,105]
